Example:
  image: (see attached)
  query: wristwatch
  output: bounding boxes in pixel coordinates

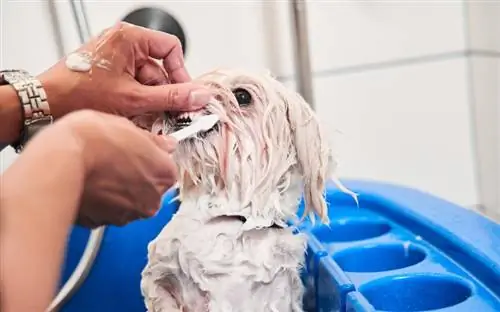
[0,69,53,153]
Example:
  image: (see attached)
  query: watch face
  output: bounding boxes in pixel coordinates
[24,116,54,141]
[1,70,29,82]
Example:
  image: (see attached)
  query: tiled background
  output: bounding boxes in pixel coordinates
[1,1,498,216]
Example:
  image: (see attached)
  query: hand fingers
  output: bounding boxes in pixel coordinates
[76,214,101,229]
[81,210,144,228]
[130,113,158,131]
[115,210,146,226]
[136,58,169,86]
[131,25,190,83]
[147,136,179,187]
[148,147,179,192]
[141,129,179,188]
[150,134,178,153]
[131,82,212,115]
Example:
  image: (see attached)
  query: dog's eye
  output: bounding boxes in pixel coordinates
[232,88,252,107]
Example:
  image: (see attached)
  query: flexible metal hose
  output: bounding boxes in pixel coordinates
[47,229,105,311]
[68,0,92,44]
[47,1,106,311]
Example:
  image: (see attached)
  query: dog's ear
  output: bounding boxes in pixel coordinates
[285,92,334,224]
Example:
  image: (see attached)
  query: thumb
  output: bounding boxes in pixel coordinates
[133,82,212,114]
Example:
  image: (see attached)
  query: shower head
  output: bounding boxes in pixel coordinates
[122,7,188,57]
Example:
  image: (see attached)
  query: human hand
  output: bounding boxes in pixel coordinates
[38,22,211,128]
[58,110,178,228]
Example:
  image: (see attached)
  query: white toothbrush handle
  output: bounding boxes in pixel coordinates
[167,114,219,142]
[170,127,195,141]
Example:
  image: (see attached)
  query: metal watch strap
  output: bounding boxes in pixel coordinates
[0,70,53,152]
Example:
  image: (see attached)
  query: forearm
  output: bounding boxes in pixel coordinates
[0,85,22,149]
[0,126,85,312]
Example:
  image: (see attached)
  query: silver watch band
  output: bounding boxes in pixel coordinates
[0,70,53,152]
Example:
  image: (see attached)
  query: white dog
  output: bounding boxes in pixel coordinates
[141,69,336,312]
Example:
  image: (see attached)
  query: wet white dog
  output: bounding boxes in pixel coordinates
[141,69,336,312]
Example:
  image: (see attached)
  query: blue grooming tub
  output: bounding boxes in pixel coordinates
[59,180,500,312]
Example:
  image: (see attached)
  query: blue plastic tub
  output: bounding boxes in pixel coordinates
[59,180,500,312]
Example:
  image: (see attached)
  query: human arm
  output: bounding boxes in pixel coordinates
[0,110,178,312]
[0,85,22,149]
[0,123,84,312]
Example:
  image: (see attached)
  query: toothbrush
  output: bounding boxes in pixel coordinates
[169,114,220,142]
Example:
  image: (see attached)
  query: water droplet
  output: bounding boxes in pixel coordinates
[403,241,411,257]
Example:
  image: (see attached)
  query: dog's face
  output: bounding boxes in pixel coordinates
[153,69,334,222]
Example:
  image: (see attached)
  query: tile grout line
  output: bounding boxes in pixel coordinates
[461,0,484,211]
[278,49,500,82]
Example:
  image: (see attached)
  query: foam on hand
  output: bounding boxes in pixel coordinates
[169,114,220,142]
[65,52,93,72]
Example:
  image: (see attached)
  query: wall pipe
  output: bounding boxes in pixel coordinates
[289,0,315,110]
[69,0,92,44]
[47,1,105,311]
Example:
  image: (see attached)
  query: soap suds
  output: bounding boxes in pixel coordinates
[65,52,93,72]
[65,51,111,72]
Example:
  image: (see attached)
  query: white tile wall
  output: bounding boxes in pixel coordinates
[1,1,62,74]
[306,1,466,74]
[312,58,478,206]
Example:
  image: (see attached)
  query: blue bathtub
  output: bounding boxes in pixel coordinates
[58,180,500,312]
